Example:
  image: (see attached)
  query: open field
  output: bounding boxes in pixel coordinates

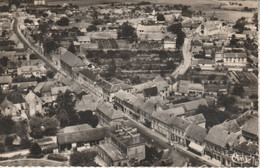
[0,159,68,166]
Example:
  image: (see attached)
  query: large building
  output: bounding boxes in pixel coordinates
[97,125,145,166]
[34,0,45,5]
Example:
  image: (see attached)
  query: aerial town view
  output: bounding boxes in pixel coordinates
[0,0,258,167]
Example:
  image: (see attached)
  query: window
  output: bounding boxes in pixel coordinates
[36,101,39,105]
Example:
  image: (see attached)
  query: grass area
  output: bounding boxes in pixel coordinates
[0,159,68,166]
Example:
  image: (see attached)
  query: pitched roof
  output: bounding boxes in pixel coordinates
[34,81,58,93]
[242,117,258,136]
[75,94,101,112]
[77,36,91,42]
[51,86,70,95]
[25,91,41,104]
[60,50,85,67]
[153,75,164,82]
[97,101,124,120]
[188,83,204,92]
[79,68,99,82]
[185,123,207,143]
[57,126,112,145]
[174,99,208,112]
[185,113,206,124]
[163,106,185,116]
[205,125,240,148]
[98,80,132,93]
[0,76,12,84]
[143,87,158,97]
[170,117,190,131]
[155,80,169,92]
[224,52,247,58]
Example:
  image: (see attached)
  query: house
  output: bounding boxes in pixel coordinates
[0,75,12,90]
[169,117,190,146]
[164,40,176,50]
[34,81,59,103]
[60,50,86,75]
[143,87,158,97]
[242,117,258,141]
[98,80,132,102]
[173,99,208,116]
[154,80,170,100]
[77,36,91,44]
[223,52,247,68]
[185,123,207,155]
[151,107,185,139]
[34,0,45,5]
[176,80,204,97]
[96,101,124,126]
[0,98,28,121]
[24,91,43,116]
[57,124,113,151]
[78,68,100,91]
[50,86,70,101]
[185,113,206,128]
[97,125,145,166]
[17,65,47,78]
[75,94,100,112]
[204,120,241,166]
[196,21,224,36]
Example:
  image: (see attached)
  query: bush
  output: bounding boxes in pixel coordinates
[48,153,68,162]
[5,136,14,146]
[29,142,42,156]
[27,153,44,159]
[0,157,8,161]
[20,138,32,149]
[0,143,5,153]
[43,147,54,155]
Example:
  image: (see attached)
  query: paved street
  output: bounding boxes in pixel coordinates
[172,38,192,78]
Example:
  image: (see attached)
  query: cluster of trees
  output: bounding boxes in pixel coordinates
[70,150,98,166]
[43,40,59,54]
[157,13,165,21]
[56,17,70,26]
[24,19,33,24]
[29,116,59,139]
[233,17,248,33]
[167,23,186,48]
[181,5,193,18]
[87,25,98,32]
[117,22,137,43]
[232,84,244,97]
[46,90,99,128]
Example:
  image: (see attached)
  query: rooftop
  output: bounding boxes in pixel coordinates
[99,143,127,161]
[185,123,207,143]
[242,117,258,136]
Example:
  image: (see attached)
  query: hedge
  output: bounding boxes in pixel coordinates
[47,154,68,162]
[0,157,8,161]
[43,147,53,155]
[26,153,44,159]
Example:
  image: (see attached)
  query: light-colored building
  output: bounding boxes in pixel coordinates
[25,91,43,116]
[34,0,45,5]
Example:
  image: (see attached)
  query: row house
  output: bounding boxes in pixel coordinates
[96,101,124,126]
[17,65,47,78]
[78,68,100,92]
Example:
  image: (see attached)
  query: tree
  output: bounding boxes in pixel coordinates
[157,13,165,21]
[56,17,70,26]
[208,74,216,80]
[90,115,98,128]
[217,95,236,108]
[117,22,137,43]
[181,5,192,17]
[70,150,97,166]
[68,42,76,54]
[5,136,14,146]
[7,91,25,104]
[78,110,93,124]
[30,142,42,156]
[8,0,20,8]
[42,13,48,18]
[233,17,246,33]
[230,34,238,46]
[43,117,59,136]
[0,66,4,75]
[0,114,14,135]
[106,59,117,78]
[39,23,48,33]
[0,56,9,67]
[87,25,98,32]
[46,70,55,79]
[43,40,59,54]
[55,90,79,127]
[167,23,185,48]
[13,119,29,138]
[232,85,244,97]
[29,117,44,139]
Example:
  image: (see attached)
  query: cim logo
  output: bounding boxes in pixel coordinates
[231,153,252,164]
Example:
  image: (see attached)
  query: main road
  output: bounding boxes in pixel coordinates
[172,38,192,78]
